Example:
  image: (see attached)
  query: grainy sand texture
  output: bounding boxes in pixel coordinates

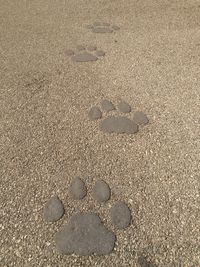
[1,0,200,266]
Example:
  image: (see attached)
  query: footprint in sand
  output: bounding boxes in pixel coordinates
[66,45,105,62]
[88,99,149,134]
[86,22,120,33]
[43,177,131,256]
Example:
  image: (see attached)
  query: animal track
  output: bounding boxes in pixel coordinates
[88,99,149,134]
[66,45,105,62]
[138,255,158,267]
[43,178,131,256]
[86,22,120,33]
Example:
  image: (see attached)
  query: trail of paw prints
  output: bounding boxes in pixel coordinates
[43,177,131,256]
[88,99,149,134]
[86,21,120,33]
[66,45,105,62]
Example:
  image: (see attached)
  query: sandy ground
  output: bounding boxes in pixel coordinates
[1,0,200,266]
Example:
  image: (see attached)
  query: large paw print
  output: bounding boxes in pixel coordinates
[43,178,131,256]
[88,99,149,134]
[66,45,105,62]
[86,21,120,33]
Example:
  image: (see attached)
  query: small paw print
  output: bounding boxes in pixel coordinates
[66,45,105,62]
[43,178,131,256]
[138,255,158,267]
[86,21,120,33]
[88,99,149,134]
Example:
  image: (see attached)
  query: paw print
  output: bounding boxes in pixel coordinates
[88,99,149,134]
[86,21,120,33]
[138,254,158,267]
[65,45,105,62]
[43,178,131,256]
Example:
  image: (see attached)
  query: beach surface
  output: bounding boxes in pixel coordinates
[1,0,200,266]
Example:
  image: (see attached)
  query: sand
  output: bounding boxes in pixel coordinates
[1,0,200,266]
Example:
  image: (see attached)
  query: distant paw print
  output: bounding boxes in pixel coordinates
[86,22,120,33]
[66,45,105,62]
[138,254,158,267]
[43,178,131,256]
[88,99,149,134]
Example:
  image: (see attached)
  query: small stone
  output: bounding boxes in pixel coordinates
[15,250,21,258]
[69,177,87,200]
[92,180,111,202]
[55,212,116,255]
[101,99,115,111]
[43,196,64,222]
[110,201,131,229]
[118,101,131,113]
[96,50,105,57]
[88,106,102,120]
[133,111,149,125]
